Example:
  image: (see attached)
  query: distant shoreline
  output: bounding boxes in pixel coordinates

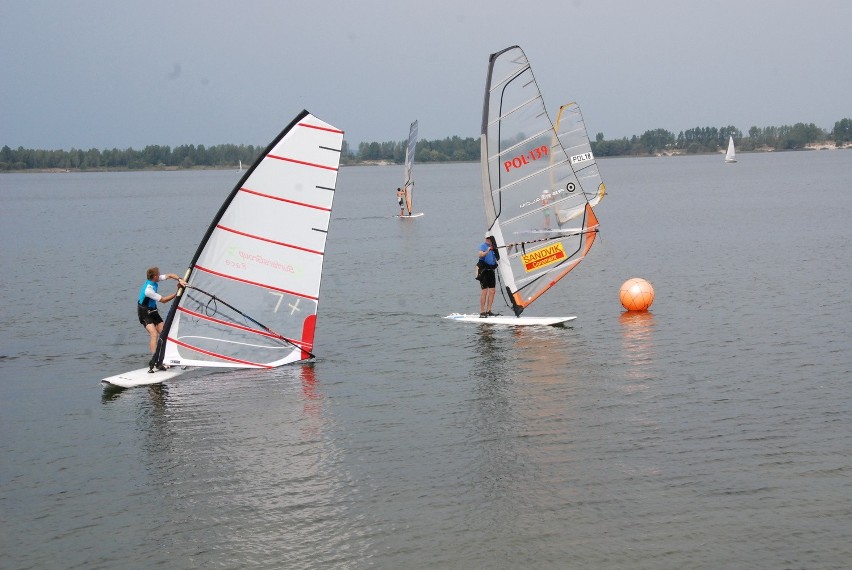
[4,143,848,174]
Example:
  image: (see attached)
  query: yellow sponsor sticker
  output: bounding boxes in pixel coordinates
[521,243,566,272]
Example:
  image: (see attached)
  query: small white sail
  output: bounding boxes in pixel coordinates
[725,136,737,163]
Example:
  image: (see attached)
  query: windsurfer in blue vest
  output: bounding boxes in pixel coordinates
[477,234,499,317]
[138,266,187,367]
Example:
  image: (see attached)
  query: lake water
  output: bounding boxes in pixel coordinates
[1,150,851,569]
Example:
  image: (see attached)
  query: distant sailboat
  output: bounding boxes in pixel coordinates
[238,160,243,172]
[725,136,737,163]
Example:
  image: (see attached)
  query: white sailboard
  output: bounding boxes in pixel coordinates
[444,313,575,326]
[398,120,423,217]
[102,367,187,389]
[103,110,345,387]
[447,45,604,325]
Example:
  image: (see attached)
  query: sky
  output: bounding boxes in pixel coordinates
[2,0,850,151]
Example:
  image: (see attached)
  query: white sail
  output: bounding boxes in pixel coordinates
[402,120,418,214]
[480,46,602,316]
[156,110,344,369]
[725,136,737,162]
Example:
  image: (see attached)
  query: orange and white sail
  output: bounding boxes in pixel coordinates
[480,46,603,316]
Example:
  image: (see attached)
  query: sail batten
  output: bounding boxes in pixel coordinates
[480,46,604,315]
[155,110,343,369]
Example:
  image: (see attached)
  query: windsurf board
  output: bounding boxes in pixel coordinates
[101,366,187,389]
[444,313,575,326]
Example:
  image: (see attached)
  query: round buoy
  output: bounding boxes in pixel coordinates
[619,278,655,311]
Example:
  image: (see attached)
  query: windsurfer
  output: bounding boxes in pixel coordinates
[542,189,552,229]
[476,234,499,317]
[138,267,186,369]
[396,187,406,216]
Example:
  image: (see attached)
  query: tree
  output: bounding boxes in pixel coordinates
[832,118,852,144]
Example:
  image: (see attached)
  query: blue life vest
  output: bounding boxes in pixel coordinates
[138,279,158,308]
[479,242,497,267]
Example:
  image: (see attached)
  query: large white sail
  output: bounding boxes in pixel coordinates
[156,110,344,369]
[403,119,418,214]
[480,46,602,316]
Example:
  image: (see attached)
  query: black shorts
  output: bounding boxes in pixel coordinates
[138,304,163,327]
[479,268,496,289]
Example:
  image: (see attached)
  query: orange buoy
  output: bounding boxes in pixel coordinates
[619,278,655,311]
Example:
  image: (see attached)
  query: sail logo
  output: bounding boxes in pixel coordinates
[504,144,549,172]
[519,182,575,209]
[570,151,594,165]
[521,243,565,272]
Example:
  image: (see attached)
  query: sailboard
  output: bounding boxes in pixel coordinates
[102,110,344,387]
[725,136,737,163]
[102,366,187,389]
[397,120,423,218]
[444,313,575,326]
[446,45,604,325]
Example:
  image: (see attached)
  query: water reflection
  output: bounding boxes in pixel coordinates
[97,365,367,566]
[619,310,656,385]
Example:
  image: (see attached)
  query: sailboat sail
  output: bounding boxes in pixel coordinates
[725,136,737,162]
[155,110,344,369]
[481,46,603,316]
[402,120,418,214]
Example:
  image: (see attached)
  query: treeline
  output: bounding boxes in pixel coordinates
[0,143,268,172]
[2,119,849,172]
[594,119,851,156]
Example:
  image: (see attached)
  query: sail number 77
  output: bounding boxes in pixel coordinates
[504,145,549,172]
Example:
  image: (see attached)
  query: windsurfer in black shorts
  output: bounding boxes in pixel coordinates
[138,266,186,368]
[476,234,499,317]
[396,187,406,216]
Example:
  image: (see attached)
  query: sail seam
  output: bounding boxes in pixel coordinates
[194,265,318,301]
[297,122,344,135]
[267,154,338,171]
[177,306,306,346]
[167,336,272,368]
[240,188,331,211]
[216,224,324,256]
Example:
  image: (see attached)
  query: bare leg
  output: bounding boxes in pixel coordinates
[480,288,488,314]
[145,323,159,353]
[485,287,495,313]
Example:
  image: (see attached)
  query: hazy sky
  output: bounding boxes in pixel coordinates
[2,0,850,150]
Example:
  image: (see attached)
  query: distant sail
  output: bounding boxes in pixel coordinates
[480,46,602,316]
[154,110,344,369]
[551,102,606,223]
[403,120,418,214]
[725,136,737,163]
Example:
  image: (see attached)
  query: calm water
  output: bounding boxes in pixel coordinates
[1,151,851,569]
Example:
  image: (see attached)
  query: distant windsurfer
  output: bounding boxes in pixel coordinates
[138,267,186,370]
[396,187,406,216]
[541,189,552,229]
[476,234,499,317]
